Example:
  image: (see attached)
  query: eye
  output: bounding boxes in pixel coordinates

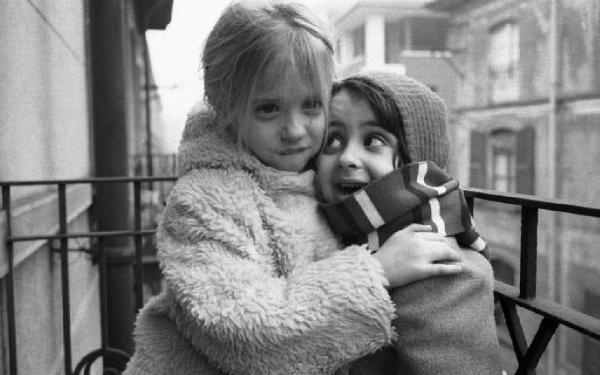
[322,133,343,154]
[365,134,388,148]
[303,99,322,115]
[254,103,280,119]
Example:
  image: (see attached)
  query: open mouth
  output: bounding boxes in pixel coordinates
[336,182,367,196]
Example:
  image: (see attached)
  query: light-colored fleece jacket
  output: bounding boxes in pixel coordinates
[123,105,396,375]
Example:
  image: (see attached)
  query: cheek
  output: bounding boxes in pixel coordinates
[370,153,396,179]
[241,126,269,156]
[316,157,335,188]
[309,116,327,144]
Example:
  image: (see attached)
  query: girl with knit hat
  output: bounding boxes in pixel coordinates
[124,2,466,374]
[317,71,503,374]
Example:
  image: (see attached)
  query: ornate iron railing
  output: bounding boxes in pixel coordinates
[1,178,599,374]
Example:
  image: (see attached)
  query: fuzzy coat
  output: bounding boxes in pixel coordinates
[123,105,396,375]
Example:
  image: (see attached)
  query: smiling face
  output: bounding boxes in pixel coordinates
[240,70,327,172]
[317,88,399,203]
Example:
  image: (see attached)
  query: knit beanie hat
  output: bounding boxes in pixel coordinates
[348,71,450,168]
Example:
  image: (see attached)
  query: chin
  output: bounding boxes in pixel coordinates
[277,162,306,172]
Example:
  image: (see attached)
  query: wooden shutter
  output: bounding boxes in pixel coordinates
[469,130,488,188]
[515,126,535,194]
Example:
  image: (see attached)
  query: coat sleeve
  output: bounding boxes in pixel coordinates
[157,170,396,375]
[389,249,502,375]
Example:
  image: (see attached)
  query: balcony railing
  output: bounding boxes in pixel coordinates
[1,176,176,375]
[465,188,600,374]
[1,178,599,374]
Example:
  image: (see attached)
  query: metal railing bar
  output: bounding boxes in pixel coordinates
[495,281,600,341]
[8,229,156,242]
[133,181,144,311]
[142,255,159,265]
[98,237,108,351]
[465,195,474,215]
[58,183,72,375]
[499,296,528,363]
[2,185,18,375]
[516,317,559,375]
[464,188,600,218]
[73,347,131,375]
[0,176,177,186]
[520,207,538,299]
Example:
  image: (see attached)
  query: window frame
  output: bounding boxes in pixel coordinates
[488,20,520,103]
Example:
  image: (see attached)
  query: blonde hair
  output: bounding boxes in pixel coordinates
[202,0,335,138]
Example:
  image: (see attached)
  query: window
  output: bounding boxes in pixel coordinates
[351,25,365,58]
[488,22,519,102]
[385,20,407,63]
[385,18,448,63]
[491,129,516,192]
[410,17,448,52]
[469,127,535,194]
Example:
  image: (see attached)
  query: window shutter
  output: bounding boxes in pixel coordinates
[516,126,535,194]
[469,130,488,188]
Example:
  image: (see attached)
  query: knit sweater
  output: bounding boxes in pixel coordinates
[123,104,396,375]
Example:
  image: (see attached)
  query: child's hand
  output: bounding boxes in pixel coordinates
[372,224,463,288]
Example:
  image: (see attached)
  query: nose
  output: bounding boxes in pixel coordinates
[338,142,361,169]
[281,111,308,143]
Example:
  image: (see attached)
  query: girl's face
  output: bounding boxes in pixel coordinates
[240,72,326,172]
[317,88,398,203]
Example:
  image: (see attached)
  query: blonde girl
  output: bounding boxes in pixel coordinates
[124,2,463,374]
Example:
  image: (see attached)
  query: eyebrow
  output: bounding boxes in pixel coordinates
[327,121,346,129]
[359,121,381,128]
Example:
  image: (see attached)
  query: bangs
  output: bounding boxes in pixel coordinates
[245,30,334,112]
[288,31,334,104]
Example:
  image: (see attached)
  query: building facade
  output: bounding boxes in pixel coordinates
[0,0,172,373]
[331,0,458,108]
[428,0,600,374]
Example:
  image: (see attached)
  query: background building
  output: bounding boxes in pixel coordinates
[0,0,172,373]
[331,0,458,107]
[426,0,600,374]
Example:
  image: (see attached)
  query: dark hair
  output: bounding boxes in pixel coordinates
[331,76,412,166]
